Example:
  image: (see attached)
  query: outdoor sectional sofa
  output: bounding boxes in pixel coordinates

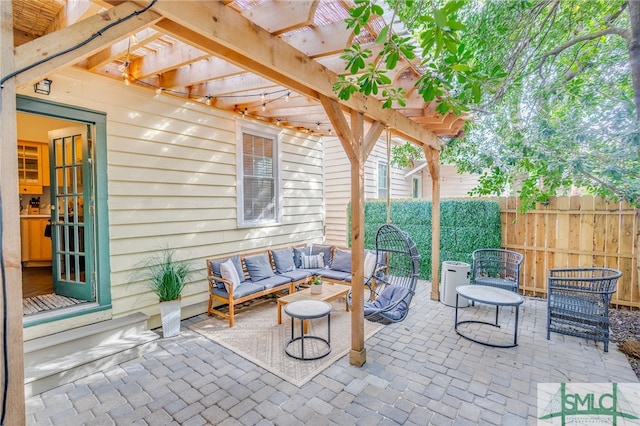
[206,244,355,327]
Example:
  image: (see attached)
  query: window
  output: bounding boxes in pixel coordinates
[237,122,281,227]
[377,160,388,199]
[412,176,421,198]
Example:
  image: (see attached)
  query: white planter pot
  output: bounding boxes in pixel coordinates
[160,299,182,337]
[310,284,323,294]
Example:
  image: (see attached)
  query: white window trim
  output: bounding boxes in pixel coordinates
[235,120,283,228]
[377,159,389,199]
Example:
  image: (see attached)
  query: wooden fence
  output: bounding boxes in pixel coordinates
[500,196,639,308]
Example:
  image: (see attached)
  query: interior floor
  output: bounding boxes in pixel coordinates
[22,266,53,298]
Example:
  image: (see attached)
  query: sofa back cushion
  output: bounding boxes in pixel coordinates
[330,248,351,273]
[244,253,275,282]
[301,253,325,269]
[271,248,296,274]
[293,246,310,268]
[311,244,333,266]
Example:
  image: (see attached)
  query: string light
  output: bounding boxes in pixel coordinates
[261,93,265,103]
[122,78,333,134]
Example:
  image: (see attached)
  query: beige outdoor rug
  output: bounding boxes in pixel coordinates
[188,298,385,387]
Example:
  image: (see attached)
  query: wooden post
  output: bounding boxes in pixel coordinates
[348,110,366,366]
[1,0,26,423]
[425,147,441,301]
[320,96,385,366]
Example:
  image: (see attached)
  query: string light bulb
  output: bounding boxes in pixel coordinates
[285,92,290,102]
[262,103,266,112]
[122,72,130,86]
[155,87,164,96]
[316,122,321,130]
[205,95,212,106]
[261,93,265,103]
[276,119,281,126]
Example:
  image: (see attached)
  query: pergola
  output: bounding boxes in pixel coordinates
[0,1,466,421]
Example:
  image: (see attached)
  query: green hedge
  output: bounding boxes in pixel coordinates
[347,199,501,280]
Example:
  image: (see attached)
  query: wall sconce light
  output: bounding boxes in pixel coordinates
[34,79,52,95]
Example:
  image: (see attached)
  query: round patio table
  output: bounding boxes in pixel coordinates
[284,300,332,360]
[454,285,524,348]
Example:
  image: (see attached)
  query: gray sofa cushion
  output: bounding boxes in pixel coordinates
[260,275,293,290]
[244,253,275,282]
[330,248,351,273]
[293,247,310,268]
[317,269,351,282]
[311,244,333,266]
[212,281,263,299]
[271,248,296,274]
[279,269,313,282]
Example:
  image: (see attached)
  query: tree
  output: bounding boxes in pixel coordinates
[337,0,640,210]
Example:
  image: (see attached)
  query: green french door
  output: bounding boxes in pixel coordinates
[49,125,95,302]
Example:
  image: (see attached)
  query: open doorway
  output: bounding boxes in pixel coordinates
[18,112,95,317]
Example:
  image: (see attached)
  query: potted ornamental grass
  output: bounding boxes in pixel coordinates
[140,249,194,337]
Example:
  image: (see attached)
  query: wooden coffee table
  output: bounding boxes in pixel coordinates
[277,283,350,331]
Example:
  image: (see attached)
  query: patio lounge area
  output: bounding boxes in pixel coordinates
[25,281,638,425]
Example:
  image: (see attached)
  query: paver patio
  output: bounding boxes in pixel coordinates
[26,281,638,425]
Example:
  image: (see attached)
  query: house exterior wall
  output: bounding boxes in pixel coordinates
[19,68,324,333]
[423,164,481,199]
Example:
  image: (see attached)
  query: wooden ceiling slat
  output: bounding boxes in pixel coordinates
[151,0,441,149]
[282,20,352,58]
[12,2,163,87]
[241,0,318,35]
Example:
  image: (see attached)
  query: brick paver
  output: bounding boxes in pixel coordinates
[26,281,639,425]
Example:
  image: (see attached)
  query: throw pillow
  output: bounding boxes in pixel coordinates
[330,248,351,273]
[364,251,376,278]
[293,246,310,268]
[301,253,324,269]
[311,244,333,266]
[208,255,244,289]
[243,253,275,282]
[271,248,296,274]
[220,258,241,295]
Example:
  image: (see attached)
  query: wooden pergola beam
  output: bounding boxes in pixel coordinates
[12,1,162,88]
[148,0,442,151]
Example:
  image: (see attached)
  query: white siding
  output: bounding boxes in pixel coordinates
[23,68,324,324]
[423,164,481,199]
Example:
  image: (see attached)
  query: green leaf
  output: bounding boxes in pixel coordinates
[434,9,447,28]
[376,25,389,44]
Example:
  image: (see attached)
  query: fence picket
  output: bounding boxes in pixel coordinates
[500,196,639,308]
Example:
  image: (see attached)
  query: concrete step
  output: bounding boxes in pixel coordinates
[24,312,159,397]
